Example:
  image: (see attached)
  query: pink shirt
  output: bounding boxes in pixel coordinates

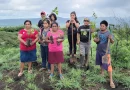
[47,30,64,52]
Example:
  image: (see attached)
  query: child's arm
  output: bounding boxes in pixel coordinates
[77,33,80,44]
[45,36,52,43]
[46,32,52,43]
[77,27,81,44]
[108,35,114,44]
[66,20,71,29]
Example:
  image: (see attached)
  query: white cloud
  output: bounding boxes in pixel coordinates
[0,0,130,19]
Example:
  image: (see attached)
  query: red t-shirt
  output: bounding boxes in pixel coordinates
[18,29,38,51]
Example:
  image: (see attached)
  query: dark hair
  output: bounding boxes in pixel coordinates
[100,20,108,27]
[24,20,32,25]
[70,11,78,22]
[43,19,50,25]
[51,22,58,28]
[49,13,57,21]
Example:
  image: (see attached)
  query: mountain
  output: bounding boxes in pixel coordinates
[0,17,128,28]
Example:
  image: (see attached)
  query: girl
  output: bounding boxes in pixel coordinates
[39,19,51,72]
[49,13,57,24]
[66,11,79,57]
[46,22,64,79]
[18,20,38,76]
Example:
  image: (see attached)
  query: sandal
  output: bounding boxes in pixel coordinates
[18,72,23,77]
[110,83,115,88]
[49,73,53,79]
[59,74,64,80]
[47,69,51,74]
[28,70,32,74]
[74,54,77,57]
[39,68,46,71]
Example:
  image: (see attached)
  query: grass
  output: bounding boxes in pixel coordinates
[0,73,3,80]
[0,30,130,90]
[27,83,40,90]
[5,77,14,83]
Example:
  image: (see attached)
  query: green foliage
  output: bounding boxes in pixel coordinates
[5,77,14,83]
[111,20,130,69]
[4,85,10,90]
[50,68,82,90]
[0,31,19,47]
[27,83,39,90]
[113,69,130,88]
[100,87,107,90]
[0,22,130,89]
[0,26,24,32]
[20,80,26,85]
[52,7,58,15]
[0,72,3,80]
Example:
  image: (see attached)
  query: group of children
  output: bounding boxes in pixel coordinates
[18,11,115,88]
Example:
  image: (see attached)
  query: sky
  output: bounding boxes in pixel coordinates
[0,0,130,19]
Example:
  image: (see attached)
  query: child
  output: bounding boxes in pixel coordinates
[46,22,64,80]
[66,11,80,57]
[77,18,94,67]
[94,20,115,88]
[39,19,51,72]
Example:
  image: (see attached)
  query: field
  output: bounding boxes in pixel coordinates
[0,25,130,90]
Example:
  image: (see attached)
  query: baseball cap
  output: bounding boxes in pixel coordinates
[84,18,90,22]
[41,11,46,15]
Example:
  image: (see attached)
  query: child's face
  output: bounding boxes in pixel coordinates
[43,21,49,28]
[84,20,89,26]
[100,24,107,31]
[70,13,75,20]
[41,13,46,19]
[51,15,55,21]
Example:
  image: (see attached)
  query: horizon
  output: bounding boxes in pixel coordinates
[0,16,129,20]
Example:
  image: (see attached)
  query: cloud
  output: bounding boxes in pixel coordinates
[0,0,129,19]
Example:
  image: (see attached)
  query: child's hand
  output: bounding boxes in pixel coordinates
[94,38,100,42]
[108,35,112,39]
[57,39,62,42]
[77,40,80,45]
[48,40,53,43]
[39,40,43,43]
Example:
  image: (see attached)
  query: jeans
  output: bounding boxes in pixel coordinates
[40,45,50,69]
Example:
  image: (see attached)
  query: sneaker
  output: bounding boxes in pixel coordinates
[59,74,64,80]
[47,69,51,74]
[49,73,53,79]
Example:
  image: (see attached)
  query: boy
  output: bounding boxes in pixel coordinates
[77,18,94,67]
[94,20,115,88]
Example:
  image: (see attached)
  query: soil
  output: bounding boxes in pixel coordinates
[0,60,129,90]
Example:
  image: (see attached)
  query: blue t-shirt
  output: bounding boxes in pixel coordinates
[96,30,114,54]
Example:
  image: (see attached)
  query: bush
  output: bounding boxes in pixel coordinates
[0,26,24,32]
[0,31,19,47]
